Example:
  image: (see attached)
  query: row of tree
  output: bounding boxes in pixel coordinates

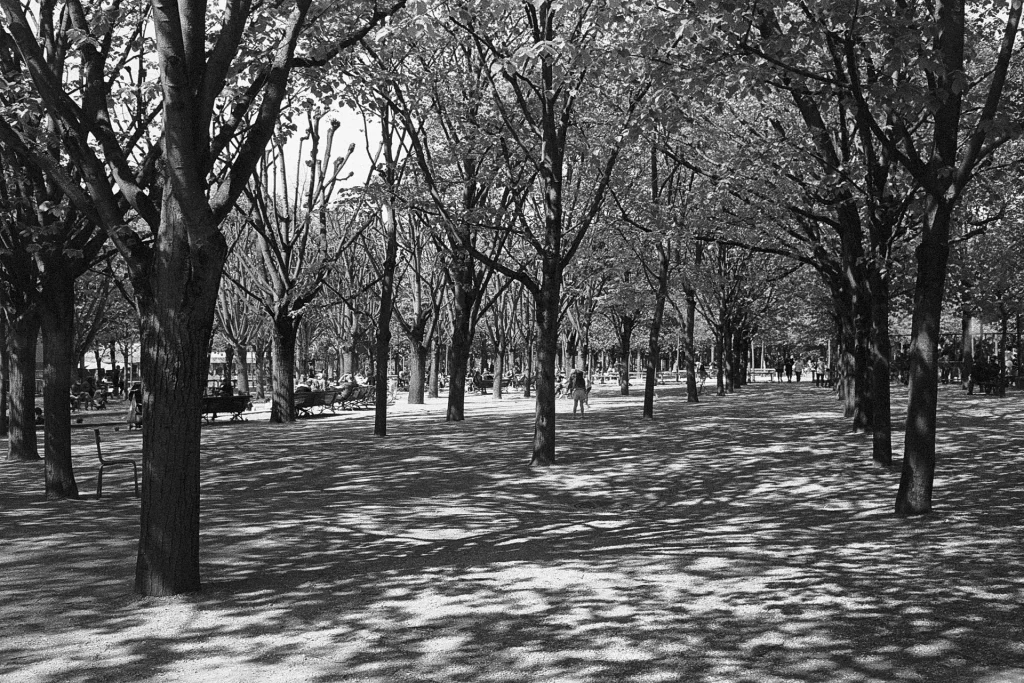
[2,0,1022,596]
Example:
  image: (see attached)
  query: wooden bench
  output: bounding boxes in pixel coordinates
[202,394,252,422]
[293,390,339,417]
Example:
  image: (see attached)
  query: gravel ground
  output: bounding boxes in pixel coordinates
[2,382,1023,683]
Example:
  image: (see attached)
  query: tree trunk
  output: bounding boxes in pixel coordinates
[1,314,8,436]
[868,267,893,466]
[618,316,635,396]
[5,309,40,461]
[685,288,699,402]
[40,267,79,498]
[492,343,506,400]
[715,330,725,397]
[134,200,227,596]
[896,223,951,516]
[644,244,670,419]
[961,308,974,392]
[998,307,1008,397]
[254,343,266,400]
[270,315,298,423]
[224,345,234,389]
[531,264,559,466]
[374,202,399,437]
[446,264,475,421]
[428,336,440,399]
[407,336,427,404]
[236,344,250,395]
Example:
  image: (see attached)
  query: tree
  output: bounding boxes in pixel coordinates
[0,0,406,594]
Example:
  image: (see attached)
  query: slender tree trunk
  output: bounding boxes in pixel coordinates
[407,336,427,404]
[374,203,399,436]
[1017,313,1023,389]
[492,344,505,400]
[1,313,8,436]
[715,330,725,397]
[270,316,297,423]
[685,289,698,402]
[40,267,79,498]
[134,200,227,596]
[644,245,670,419]
[618,316,635,396]
[5,309,40,461]
[236,345,250,395]
[428,335,440,399]
[446,272,474,421]
[531,264,559,466]
[254,343,266,400]
[961,307,974,392]
[999,306,1008,397]
[868,268,893,466]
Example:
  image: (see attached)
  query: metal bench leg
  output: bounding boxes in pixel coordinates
[97,467,104,499]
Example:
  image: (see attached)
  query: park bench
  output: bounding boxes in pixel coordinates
[293,389,339,417]
[202,394,252,422]
[93,429,139,498]
[341,384,381,409]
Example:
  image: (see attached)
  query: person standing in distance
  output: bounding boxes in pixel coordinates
[569,366,588,417]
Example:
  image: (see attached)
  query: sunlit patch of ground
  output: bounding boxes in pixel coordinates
[2,381,1023,682]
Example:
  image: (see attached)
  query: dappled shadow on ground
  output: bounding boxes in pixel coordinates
[2,384,1023,682]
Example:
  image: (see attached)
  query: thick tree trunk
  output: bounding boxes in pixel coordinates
[134,201,227,596]
[40,267,79,498]
[5,309,40,461]
[868,268,893,466]
[896,227,951,516]
[270,316,298,423]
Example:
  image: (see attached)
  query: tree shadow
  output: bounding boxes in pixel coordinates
[2,383,1023,681]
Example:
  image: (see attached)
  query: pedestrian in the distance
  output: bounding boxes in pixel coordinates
[785,356,794,382]
[569,366,588,417]
[794,357,803,383]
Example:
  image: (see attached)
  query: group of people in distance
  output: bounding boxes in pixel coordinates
[770,355,830,386]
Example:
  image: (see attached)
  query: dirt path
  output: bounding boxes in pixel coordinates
[2,383,1023,682]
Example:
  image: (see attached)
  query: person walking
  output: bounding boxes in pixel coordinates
[794,357,803,382]
[784,356,794,382]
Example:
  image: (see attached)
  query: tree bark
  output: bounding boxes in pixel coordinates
[270,315,297,423]
[5,308,40,461]
[40,266,79,498]
[235,344,250,395]
[134,199,227,596]
[896,231,950,515]
[685,288,699,402]
[374,202,399,437]
[531,260,560,466]
[868,267,893,466]
[407,336,427,404]
[446,252,475,419]
[643,243,670,419]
